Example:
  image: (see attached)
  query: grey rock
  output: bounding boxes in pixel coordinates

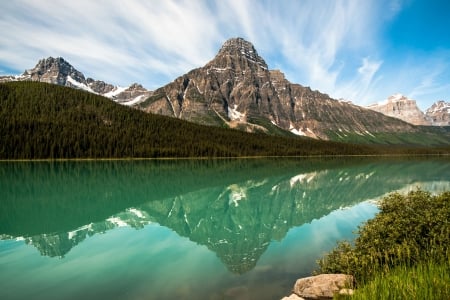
[292,274,354,299]
[426,100,450,126]
[86,78,115,94]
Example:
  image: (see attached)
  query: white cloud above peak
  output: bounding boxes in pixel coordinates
[1,0,449,110]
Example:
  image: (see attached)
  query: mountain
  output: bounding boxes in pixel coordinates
[367,94,431,125]
[426,100,450,126]
[0,57,152,105]
[2,81,389,159]
[1,38,449,145]
[137,37,421,141]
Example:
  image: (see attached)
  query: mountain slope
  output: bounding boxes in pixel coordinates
[137,38,421,141]
[0,57,152,105]
[1,81,386,159]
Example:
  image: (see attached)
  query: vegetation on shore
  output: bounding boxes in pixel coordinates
[1,81,449,159]
[315,190,450,299]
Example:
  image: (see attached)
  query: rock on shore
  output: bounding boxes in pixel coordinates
[282,274,354,300]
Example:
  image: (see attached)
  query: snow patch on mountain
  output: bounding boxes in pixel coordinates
[66,76,94,93]
[104,86,127,98]
[122,95,147,106]
[228,104,246,121]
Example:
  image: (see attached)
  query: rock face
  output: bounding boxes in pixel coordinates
[291,274,354,299]
[25,57,86,86]
[367,94,431,125]
[0,57,152,105]
[426,100,450,126]
[3,38,443,140]
[138,37,416,139]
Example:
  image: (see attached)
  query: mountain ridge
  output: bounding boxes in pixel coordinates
[4,81,397,159]
[367,94,450,126]
[137,37,427,141]
[0,57,152,105]
[1,37,449,144]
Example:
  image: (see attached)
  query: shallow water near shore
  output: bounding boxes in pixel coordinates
[1,157,449,299]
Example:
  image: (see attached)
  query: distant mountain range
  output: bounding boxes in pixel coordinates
[1,37,449,144]
[0,57,152,105]
[367,94,450,126]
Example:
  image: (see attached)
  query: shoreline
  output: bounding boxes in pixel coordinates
[0,153,450,162]
[0,153,449,162]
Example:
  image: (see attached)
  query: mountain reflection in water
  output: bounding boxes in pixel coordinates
[1,157,449,275]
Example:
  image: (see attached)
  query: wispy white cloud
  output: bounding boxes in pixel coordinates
[409,65,450,104]
[0,0,448,110]
[0,0,223,86]
[334,57,383,105]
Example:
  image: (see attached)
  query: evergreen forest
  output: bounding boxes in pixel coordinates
[0,82,448,159]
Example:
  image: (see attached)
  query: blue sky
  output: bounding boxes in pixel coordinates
[1,0,449,110]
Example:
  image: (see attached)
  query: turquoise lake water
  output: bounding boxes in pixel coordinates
[1,157,449,299]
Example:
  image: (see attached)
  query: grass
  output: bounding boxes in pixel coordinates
[336,260,450,300]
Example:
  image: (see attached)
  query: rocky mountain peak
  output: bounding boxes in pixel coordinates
[426,100,450,126]
[367,94,431,125]
[427,100,450,113]
[387,93,406,102]
[218,37,257,56]
[0,56,152,105]
[24,56,86,85]
[208,37,268,71]
[139,38,421,140]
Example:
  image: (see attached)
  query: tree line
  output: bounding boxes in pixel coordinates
[0,82,448,159]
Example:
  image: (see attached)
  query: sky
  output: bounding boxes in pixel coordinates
[1,0,449,110]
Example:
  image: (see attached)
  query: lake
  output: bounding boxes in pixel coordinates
[1,157,449,300]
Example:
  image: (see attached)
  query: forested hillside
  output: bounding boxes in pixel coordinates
[0,81,376,159]
[0,82,448,159]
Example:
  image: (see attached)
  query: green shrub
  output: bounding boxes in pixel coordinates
[316,190,450,283]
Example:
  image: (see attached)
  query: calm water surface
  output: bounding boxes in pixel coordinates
[1,157,449,300]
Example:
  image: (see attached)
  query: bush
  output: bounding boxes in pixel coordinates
[315,190,450,283]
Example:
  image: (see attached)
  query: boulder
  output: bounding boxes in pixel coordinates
[292,274,354,299]
[281,294,305,300]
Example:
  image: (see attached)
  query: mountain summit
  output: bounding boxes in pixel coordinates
[426,100,450,126]
[24,57,87,86]
[138,37,417,140]
[367,94,431,125]
[0,57,152,105]
[212,37,268,70]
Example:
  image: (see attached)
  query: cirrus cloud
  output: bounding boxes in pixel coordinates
[0,0,449,110]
